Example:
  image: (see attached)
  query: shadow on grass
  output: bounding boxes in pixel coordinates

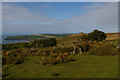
[52,72,60,77]
[2,73,9,78]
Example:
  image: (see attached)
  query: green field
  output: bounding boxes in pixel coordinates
[3,55,118,78]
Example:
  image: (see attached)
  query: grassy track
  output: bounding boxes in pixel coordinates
[3,55,118,78]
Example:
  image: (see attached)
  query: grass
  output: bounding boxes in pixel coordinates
[2,55,118,78]
[57,35,78,47]
[106,33,119,40]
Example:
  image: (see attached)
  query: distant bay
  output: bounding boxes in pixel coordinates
[1,35,25,44]
[1,33,75,44]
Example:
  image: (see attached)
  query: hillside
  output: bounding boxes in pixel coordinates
[57,33,119,47]
[105,33,120,40]
[2,32,119,78]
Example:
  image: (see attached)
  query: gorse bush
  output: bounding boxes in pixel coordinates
[34,47,74,56]
[77,37,95,52]
[2,52,24,65]
[79,42,90,52]
[88,43,118,56]
[52,47,74,53]
[2,46,74,65]
[41,52,76,65]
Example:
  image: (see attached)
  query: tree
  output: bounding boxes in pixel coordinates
[75,29,106,53]
[88,30,106,42]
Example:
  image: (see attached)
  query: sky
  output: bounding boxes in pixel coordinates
[2,2,118,35]
[1,0,119,2]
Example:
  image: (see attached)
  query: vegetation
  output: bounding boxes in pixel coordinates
[41,52,76,65]
[76,30,107,53]
[2,52,24,65]
[89,30,106,41]
[88,43,118,56]
[3,38,57,51]
[79,30,106,42]
[2,30,119,78]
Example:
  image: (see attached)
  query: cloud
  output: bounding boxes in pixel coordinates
[2,3,56,22]
[2,2,118,35]
[55,3,118,32]
[2,0,119,2]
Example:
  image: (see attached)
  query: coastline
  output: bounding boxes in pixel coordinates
[2,35,27,44]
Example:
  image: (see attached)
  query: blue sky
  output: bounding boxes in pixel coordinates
[2,2,118,35]
[4,2,106,19]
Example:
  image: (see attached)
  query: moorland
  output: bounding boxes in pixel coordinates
[2,30,119,78]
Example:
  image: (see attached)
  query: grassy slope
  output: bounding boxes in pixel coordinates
[57,33,119,47]
[57,35,78,47]
[106,33,119,40]
[3,55,118,78]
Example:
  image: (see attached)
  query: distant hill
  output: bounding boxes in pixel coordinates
[5,32,119,45]
[5,33,76,41]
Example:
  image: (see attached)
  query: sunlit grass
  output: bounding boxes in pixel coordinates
[2,55,118,78]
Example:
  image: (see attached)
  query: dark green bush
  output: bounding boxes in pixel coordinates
[78,30,106,42]
[88,30,106,42]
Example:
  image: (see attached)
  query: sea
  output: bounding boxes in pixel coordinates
[0,35,25,44]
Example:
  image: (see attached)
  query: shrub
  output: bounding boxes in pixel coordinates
[78,30,106,43]
[88,43,118,56]
[41,57,58,65]
[41,52,76,65]
[77,30,106,52]
[35,50,44,56]
[80,42,90,52]
[2,54,24,65]
[53,47,74,53]
[34,47,73,56]
[2,50,25,65]
[88,30,106,42]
